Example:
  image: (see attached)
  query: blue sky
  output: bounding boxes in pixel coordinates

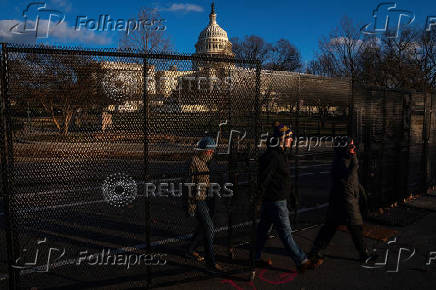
[0,0,435,62]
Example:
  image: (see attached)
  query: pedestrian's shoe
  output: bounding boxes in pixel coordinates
[297,259,313,273]
[255,257,273,268]
[205,263,224,275]
[184,251,205,262]
[310,256,324,268]
[214,263,224,271]
[228,248,235,260]
[308,252,325,268]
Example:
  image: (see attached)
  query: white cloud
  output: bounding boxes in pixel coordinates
[330,37,363,47]
[0,20,37,44]
[162,3,204,13]
[50,0,72,12]
[48,20,112,45]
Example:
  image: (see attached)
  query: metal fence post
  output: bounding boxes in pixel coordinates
[422,90,431,193]
[0,43,18,290]
[431,92,436,188]
[294,74,301,216]
[249,61,261,272]
[142,57,152,289]
[378,89,387,205]
[403,92,412,199]
[227,76,234,260]
[348,79,355,138]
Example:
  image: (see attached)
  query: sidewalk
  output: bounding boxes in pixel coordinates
[161,193,436,290]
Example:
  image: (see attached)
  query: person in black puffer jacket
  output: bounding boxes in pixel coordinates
[255,123,312,272]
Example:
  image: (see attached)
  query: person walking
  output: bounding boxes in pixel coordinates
[309,139,376,266]
[255,123,312,272]
[185,136,223,273]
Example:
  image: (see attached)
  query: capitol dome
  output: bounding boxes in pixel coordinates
[194,3,234,57]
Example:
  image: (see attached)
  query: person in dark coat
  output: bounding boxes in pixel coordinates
[255,123,312,272]
[309,139,375,265]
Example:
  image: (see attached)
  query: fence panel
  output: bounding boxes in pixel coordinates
[144,56,259,287]
[259,72,352,227]
[409,92,427,195]
[0,44,261,289]
[5,45,149,289]
[430,93,436,189]
[356,88,412,207]
[1,42,14,290]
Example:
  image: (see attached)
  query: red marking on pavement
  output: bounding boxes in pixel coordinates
[257,269,298,285]
[221,269,298,289]
[221,279,256,289]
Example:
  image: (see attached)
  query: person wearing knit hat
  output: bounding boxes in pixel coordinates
[255,122,312,272]
[185,136,223,273]
[270,122,294,149]
[196,136,217,151]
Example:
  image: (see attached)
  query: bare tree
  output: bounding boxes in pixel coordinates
[231,35,302,72]
[307,54,339,77]
[355,37,386,87]
[308,16,436,90]
[230,35,271,64]
[119,8,172,51]
[10,52,108,135]
[264,39,302,72]
[414,29,436,90]
[309,17,366,80]
[380,27,421,89]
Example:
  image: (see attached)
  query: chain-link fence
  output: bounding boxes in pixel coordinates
[0,44,260,289]
[259,71,352,224]
[0,43,435,289]
[355,87,436,208]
